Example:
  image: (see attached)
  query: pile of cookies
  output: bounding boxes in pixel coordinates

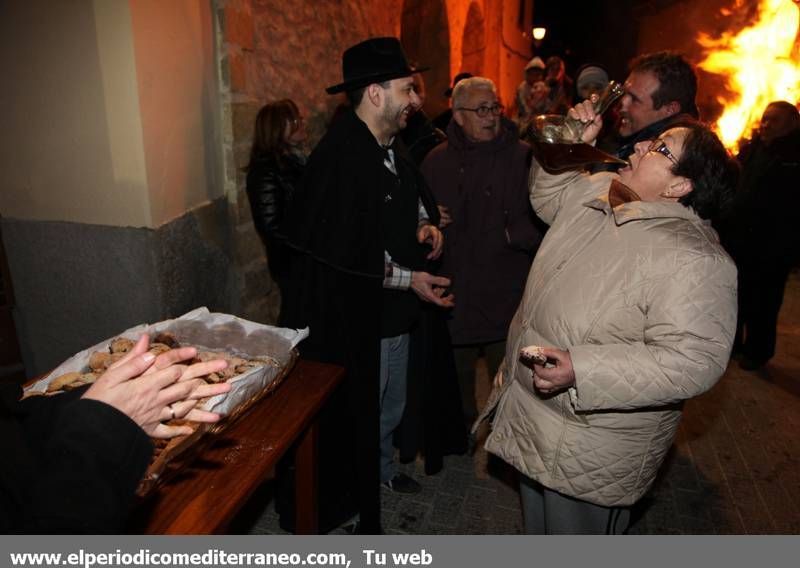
[42,332,278,394]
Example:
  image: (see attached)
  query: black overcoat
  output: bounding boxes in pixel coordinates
[0,383,152,533]
[280,109,439,533]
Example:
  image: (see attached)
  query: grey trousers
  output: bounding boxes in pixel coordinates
[519,474,631,534]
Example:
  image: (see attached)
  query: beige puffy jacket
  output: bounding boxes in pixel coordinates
[483,166,737,507]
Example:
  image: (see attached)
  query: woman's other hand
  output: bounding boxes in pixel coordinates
[531,347,576,395]
[83,334,232,438]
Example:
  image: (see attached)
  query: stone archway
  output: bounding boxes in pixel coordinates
[461,2,485,76]
[400,0,451,116]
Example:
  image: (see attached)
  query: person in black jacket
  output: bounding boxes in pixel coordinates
[1,334,230,533]
[245,99,308,322]
[723,101,800,370]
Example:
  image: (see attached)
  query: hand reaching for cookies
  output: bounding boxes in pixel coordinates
[82,334,231,438]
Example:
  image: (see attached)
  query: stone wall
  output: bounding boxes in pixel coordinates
[2,199,233,376]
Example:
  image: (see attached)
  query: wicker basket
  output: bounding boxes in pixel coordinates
[23,308,307,497]
[136,349,298,496]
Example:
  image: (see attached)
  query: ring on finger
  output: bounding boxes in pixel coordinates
[169,403,176,421]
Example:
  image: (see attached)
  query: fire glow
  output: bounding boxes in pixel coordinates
[697,0,800,151]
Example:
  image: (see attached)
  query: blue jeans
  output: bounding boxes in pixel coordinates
[379,333,409,483]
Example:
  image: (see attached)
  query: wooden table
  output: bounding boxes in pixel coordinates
[129,359,344,534]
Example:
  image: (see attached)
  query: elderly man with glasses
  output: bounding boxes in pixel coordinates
[421,76,543,425]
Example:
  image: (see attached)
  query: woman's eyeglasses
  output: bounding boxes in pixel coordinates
[647,138,678,165]
[455,103,505,118]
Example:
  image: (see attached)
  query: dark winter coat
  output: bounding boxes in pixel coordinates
[400,111,446,166]
[723,129,800,267]
[245,151,304,289]
[279,108,439,533]
[431,109,453,133]
[0,383,152,533]
[246,152,304,243]
[421,117,542,344]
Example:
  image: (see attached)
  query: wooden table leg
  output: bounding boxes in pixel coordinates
[294,418,319,534]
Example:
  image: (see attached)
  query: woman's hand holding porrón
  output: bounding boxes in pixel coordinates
[568,99,603,145]
[83,334,232,439]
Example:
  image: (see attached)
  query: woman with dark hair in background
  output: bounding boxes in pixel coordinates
[245,99,307,322]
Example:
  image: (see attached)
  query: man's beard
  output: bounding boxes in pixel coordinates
[382,94,411,135]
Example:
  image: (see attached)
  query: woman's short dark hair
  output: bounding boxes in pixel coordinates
[246,99,300,170]
[672,121,740,221]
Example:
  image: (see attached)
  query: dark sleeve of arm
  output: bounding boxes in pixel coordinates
[504,147,543,252]
[246,165,282,244]
[21,398,153,533]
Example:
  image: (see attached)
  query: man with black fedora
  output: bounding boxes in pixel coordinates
[280,37,453,533]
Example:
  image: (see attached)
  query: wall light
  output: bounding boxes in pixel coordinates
[532,27,547,41]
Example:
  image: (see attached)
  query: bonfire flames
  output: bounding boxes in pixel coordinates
[698,0,800,151]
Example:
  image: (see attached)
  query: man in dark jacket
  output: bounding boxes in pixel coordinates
[280,37,452,534]
[421,76,542,423]
[723,101,800,370]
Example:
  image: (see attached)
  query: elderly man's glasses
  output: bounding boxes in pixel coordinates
[456,103,504,118]
[647,138,678,165]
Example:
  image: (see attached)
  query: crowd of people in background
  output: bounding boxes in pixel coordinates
[7,29,796,536]
[248,32,800,533]
[241,37,799,535]
[722,101,800,370]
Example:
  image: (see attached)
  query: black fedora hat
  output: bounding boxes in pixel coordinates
[326,37,428,95]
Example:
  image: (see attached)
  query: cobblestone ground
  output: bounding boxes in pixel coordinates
[244,274,800,535]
